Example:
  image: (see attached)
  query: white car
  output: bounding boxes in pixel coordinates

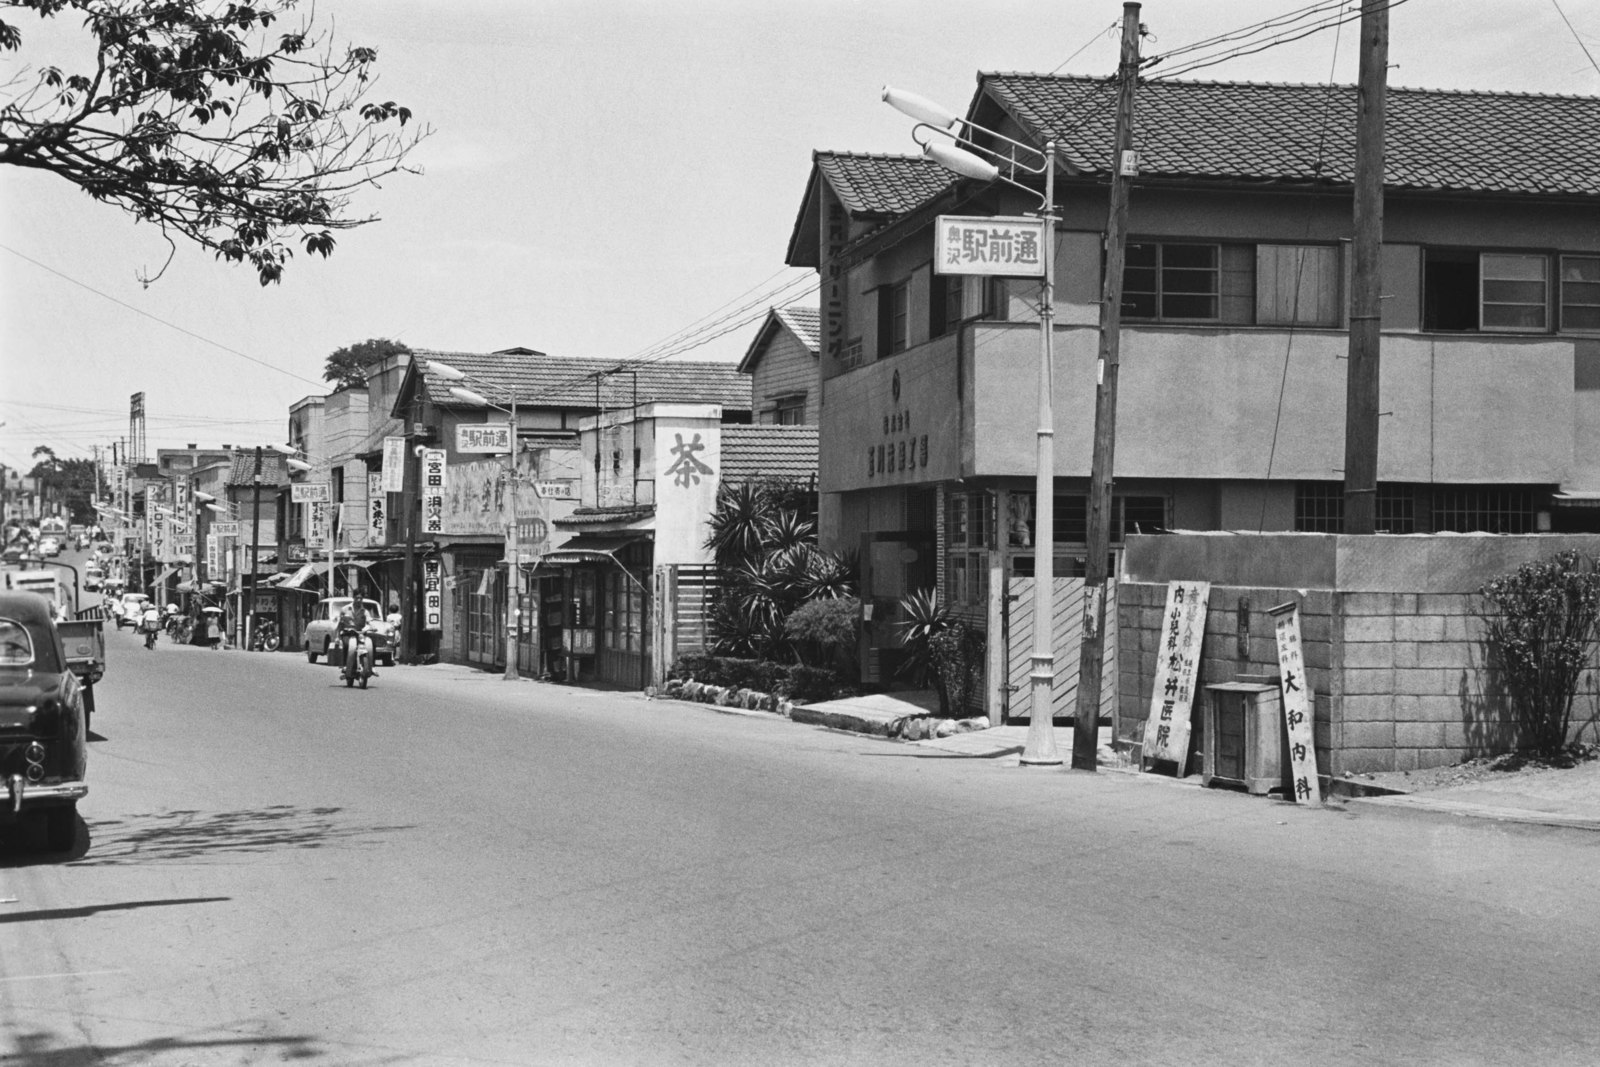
[114,592,151,630]
[84,566,104,592]
[36,537,61,558]
[304,597,392,666]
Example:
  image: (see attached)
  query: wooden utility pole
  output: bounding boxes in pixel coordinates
[1071,2,1141,772]
[1343,0,1388,534]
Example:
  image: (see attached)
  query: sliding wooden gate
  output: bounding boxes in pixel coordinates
[1004,577,1118,722]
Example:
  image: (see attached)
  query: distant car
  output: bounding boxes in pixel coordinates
[0,546,23,565]
[304,597,392,667]
[93,542,113,559]
[83,566,104,592]
[0,591,88,852]
[36,537,61,558]
[113,592,150,630]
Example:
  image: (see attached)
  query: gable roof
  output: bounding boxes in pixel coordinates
[737,305,820,373]
[405,349,752,415]
[785,152,958,267]
[979,74,1600,197]
[720,425,819,485]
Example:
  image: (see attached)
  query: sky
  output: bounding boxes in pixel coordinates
[1,0,1597,475]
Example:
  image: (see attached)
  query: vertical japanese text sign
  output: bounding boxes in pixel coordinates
[368,472,385,546]
[421,449,446,536]
[382,436,406,493]
[1141,580,1211,775]
[422,557,443,630]
[1269,601,1321,804]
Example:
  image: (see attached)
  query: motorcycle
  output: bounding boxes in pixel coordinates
[252,617,281,652]
[338,623,374,689]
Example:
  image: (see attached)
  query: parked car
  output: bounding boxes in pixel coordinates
[113,592,150,630]
[0,592,88,852]
[304,597,392,666]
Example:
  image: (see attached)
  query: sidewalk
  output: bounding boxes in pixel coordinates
[788,691,1600,831]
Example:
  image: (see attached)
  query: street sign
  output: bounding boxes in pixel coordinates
[382,437,406,492]
[211,522,239,537]
[456,424,512,453]
[421,450,446,535]
[934,215,1046,276]
[291,482,330,503]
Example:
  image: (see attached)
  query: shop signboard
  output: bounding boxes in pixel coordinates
[367,472,385,546]
[934,215,1046,276]
[1141,580,1210,774]
[1270,600,1322,804]
[422,449,446,535]
[291,482,330,503]
[422,557,443,630]
[382,436,406,492]
[211,522,239,537]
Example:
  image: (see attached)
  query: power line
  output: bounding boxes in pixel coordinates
[1549,0,1600,79]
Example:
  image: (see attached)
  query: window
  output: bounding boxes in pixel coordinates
[877,281,909,357]
[1425,250,1553,333]
[1009,493,1167,545]
[1561,256,1600,332]
[1481,254,1548,331]
[1257,245,1341,326]
[944,490,994,611]
[930,274,963,338]
[0,619,35,667]
[1433,488,1534,534]
[769,395,805,425]
[1125,242,1220,320]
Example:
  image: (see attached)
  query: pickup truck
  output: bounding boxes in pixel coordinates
[0,592,89,853]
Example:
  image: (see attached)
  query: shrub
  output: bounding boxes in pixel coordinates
[784,596,861,666]
[928,621,984,717]
[1480,550,1600,756]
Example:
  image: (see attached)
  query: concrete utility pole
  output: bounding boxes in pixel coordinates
[1071,2,1142,773]
[1343,0,1388,534]
[398,392,422,664]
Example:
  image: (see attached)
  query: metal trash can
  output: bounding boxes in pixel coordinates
[1201,681,1290,795]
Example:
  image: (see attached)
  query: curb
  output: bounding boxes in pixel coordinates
[1347,793,1600,831]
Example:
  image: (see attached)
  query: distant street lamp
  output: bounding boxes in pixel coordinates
[426,360,523,682]
[883,85,1065,766]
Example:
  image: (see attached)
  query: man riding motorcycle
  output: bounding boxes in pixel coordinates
[335,601,379,688]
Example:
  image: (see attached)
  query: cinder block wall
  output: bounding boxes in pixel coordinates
[1120,533,1600,776]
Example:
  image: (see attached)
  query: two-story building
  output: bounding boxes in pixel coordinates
[785,74,1600,714]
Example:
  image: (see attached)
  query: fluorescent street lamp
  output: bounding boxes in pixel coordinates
[884,86,1064,766]
[431,359,523,681]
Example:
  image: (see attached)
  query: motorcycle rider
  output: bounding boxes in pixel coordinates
[336,601,378,679]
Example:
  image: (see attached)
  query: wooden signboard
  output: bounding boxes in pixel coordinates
[1141,580,1210,775]
[1269,600,1321,804]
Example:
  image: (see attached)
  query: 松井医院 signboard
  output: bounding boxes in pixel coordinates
[456,424,512,453]
[935,215,1045,276]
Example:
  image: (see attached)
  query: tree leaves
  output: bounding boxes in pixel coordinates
[1,0,427,285]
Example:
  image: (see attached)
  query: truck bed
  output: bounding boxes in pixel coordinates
[57,618,105,686]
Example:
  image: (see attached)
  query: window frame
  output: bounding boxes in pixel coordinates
[1123,241,1223,322]
[1560,254,1600,333]
[1479,252,1549,333]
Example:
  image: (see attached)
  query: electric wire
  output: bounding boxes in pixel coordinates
[1548,0,1600,79]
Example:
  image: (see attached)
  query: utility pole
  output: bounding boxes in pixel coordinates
[398,391,422,664]
[1343,0,1388,534]
[247,446,263,651]
[1071,2,1142,772]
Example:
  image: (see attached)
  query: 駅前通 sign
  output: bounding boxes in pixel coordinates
[934,215,1046,276]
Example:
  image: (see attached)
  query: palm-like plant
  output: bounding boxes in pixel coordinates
[895,588,958,714]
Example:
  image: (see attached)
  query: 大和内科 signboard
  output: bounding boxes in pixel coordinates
[1270,600,1321,804]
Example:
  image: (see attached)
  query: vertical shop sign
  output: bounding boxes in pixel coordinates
[1270,601,1322,804]
[382,436,406,492]
[206,533,218,573]
[367,472,386,546]
[421,449,446,535]
[1141,580,1211,774]
[422,557,443,630]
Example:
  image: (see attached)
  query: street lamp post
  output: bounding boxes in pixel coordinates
[883,86,1063,765]
[248,446,263,652]
[426,360,523,682]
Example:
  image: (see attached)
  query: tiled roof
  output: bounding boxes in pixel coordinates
[720,425,819,485]
[225,450,288,486]
[982,74,1600,197]
[414,349,753,412]
[774,306,821,353]
[814,151,955,215]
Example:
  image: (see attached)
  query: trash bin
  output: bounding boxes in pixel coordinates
[1202,681,1290,795]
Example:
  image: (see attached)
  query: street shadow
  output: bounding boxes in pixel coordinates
[58,805,415,868]
[2,1029,326,1066]
[1460,625,1519,755]
[0,896,229,925]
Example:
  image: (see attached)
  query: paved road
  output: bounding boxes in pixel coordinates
[3,619,1599,1066]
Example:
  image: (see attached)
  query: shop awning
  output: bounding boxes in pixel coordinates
[280,562,320,588]
[1552,490,1600,509]
[537,533,650,567]
[146,565,184,589]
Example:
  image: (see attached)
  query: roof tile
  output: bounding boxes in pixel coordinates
[414,349,752,412]
[720,425,819,485]
[814,151,954,215]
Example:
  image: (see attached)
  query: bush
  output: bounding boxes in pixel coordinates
[666,654,854,704]
[928,621,984,717]
[1480,550,1600,756]
[784,596,860,666]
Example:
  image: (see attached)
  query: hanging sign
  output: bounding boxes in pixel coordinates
[368,472,386,546]
[934,215,1046,276]
[211,521,239,537]
[422,557,443,630]
[1141,580,1211,774]
[1270,600,1322,804]
[382,436,406,492]
[456,424,512,453]
[307,500,328,550]
[206,533,218,573]
[291,482,330,503]
[422,449,446,535]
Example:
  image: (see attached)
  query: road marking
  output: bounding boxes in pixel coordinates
[0,969,129,983]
